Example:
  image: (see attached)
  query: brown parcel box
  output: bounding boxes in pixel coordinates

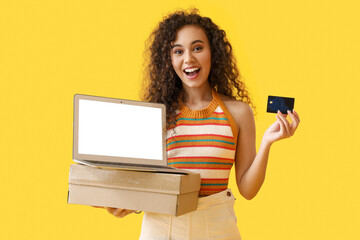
[68,164,201,216]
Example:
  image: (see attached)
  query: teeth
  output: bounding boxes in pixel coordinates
[184,67,199,73]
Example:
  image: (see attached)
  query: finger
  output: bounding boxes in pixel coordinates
[277,111,291,135]
[114,209,135,218]
[275,115,285,135]
[293,109,300,122]
[287,110,300,134]
[288,110,299,123]
[105,207,116,214]
[289,112,298,135]
[277,110,286,118]
[119,210,136,218]
[267,119,280,132]
[280,111,290,122]
[113,208,125,217]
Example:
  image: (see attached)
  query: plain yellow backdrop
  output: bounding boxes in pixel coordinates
[1,0,359,239]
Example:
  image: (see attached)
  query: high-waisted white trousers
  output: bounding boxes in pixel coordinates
[139,189,241,240]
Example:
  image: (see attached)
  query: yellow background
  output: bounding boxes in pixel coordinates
[1,0,359,239]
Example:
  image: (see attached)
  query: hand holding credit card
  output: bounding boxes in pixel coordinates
[263,95,300,145]
[267,96,295,114]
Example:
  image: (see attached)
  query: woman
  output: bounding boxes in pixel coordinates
[105,9,300,239]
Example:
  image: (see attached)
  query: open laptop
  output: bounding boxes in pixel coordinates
[73,94,187,174]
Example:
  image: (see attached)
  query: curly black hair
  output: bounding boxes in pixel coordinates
[142,9,254,127]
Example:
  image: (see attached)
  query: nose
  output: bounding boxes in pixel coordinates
[184,50,195,64]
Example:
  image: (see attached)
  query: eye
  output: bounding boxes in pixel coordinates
[194,46,203,51]
[173,49,183,54]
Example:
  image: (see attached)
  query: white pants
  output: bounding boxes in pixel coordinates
[139,189,241,240]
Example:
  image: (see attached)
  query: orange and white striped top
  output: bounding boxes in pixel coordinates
[167,90,238,196]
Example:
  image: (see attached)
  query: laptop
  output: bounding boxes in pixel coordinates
[73,94,187,174]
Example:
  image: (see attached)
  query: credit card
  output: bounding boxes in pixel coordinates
[267,96,295,114]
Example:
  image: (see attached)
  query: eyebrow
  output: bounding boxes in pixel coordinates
[171,40,204,48]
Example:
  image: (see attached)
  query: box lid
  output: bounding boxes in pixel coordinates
[69,164,201,195]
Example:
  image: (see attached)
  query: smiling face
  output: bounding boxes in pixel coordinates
[171,25,212,90]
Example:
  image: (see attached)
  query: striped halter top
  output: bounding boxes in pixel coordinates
[166,90,238,196]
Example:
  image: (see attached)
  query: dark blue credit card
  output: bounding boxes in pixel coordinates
[267,96,295,114]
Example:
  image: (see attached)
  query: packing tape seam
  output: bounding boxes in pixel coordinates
[69,183,181,195]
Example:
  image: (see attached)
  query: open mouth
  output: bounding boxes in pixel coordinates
[183,67,201,78]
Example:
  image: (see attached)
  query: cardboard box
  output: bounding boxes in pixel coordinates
[67,164,201,216]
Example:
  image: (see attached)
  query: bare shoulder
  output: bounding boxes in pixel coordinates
[219,95,254,130]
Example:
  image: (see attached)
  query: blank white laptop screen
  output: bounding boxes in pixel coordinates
[78,99,163,161]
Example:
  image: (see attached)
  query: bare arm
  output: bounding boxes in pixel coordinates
[225,100,300,200]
